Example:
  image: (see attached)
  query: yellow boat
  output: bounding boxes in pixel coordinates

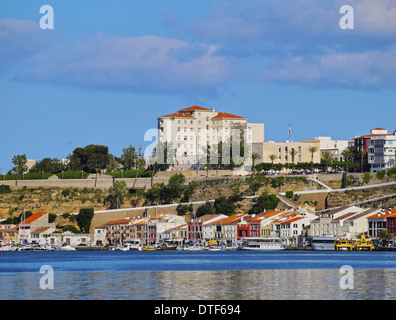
[334,238,354,251]
[353,235,373,251]
[142,246,156,251]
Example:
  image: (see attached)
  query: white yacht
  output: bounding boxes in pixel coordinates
[311,236,336,251]
[240,237,284,251]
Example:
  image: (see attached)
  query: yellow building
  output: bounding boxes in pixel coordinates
[253,140,321,165]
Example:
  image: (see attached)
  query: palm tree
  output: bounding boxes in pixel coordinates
[321,150,333,172]
[289,149,298,164]
[360,148,367,172]
[308,146,319,173]
[341,147,354,175]
[269,154,277,172]
[251,152,261,174]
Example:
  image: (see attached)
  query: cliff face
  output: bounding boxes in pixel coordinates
[0,187,109,219]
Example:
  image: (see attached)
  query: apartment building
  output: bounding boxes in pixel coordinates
[252,140,321,165]
[314,136,350,162]
[157,106,265,165]
[365,128,396,173]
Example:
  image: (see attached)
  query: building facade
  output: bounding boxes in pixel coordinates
[157,106,265,166]
[314,136,349,162]
[253,140,321,166]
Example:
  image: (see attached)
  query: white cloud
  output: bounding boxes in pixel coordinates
[21,33,232,95]
[0,19,53,71]
[262,47,396,89]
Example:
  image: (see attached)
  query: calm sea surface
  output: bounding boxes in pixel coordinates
[1,250,396,300]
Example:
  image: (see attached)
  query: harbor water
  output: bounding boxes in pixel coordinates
[1,250,396,300]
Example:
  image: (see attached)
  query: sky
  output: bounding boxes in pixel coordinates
[0,0,395,172]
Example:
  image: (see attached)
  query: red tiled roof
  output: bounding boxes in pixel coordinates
[367,209,396,219]
[21,211,47,224]
[159,112,194,119]
[354,133,392,140]
[178,106,212,112]
[211,112,246,120]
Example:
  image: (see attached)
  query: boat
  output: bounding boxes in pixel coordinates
[142,246,156,251]
[311,236,336,251]
[60,244,76,251]
[183,244,203,251]
[239,237,284,251]
[334,238,354,251]
[353,235,373,251]
[208,245,226,251]
[157,243,178,251]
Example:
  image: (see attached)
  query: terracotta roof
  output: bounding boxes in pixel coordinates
[159,112,194,119]
[354,133,392,140]
[281,216,304,224]
[178,106,212,112]
[21,211,47,224]
[367,209,396,219]
[211,214,248,225]
[211,112,246,120]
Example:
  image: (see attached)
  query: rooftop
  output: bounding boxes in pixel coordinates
[211,112,246,120]
[20,211,47,224]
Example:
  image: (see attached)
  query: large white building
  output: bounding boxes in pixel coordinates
[157,106,265,166]
[366,128,396,172]
[314,136,350,162]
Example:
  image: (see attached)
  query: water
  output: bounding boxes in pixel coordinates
[1,250,396,300]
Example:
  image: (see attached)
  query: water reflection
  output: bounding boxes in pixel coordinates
[3,269,396,300]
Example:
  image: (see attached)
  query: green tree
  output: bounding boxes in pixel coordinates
[360,148,367,172]
[121,145,137,171]
[376,170,386,180]
[145,183,166,205]
[363,172,371,184]
[341,147,354,175]
[214,196,236,215]
[251,152,261,174]
[321,150,333,172]
[70,145,111,173]
[12,154,27,186]
[107,181,129,209]
[167,173,186,202]
[269,154,277,172]
[289,148,298,164]
[196,201,214,218]
[308,146,319,172]
[248,193,280,214]
[76,208,94,233]
[182,181,197,202]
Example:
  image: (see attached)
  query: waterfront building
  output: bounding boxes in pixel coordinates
[367,208,396,238]
[259,210,288,238]
[105,217,140,245]
[157,106,265,166]
[94,226,106,246]
[188,214,227,243]
[0,224,18,245]
[18,211,56,244]
[330,208,379,239]
[272,212,317,245]
[48,232,94,247]
[385,209,396,236]
[163,223,188,243]
[207,213,249,243]
[149,214,186,243]
[353,128,396,172]
[308,206,364,237]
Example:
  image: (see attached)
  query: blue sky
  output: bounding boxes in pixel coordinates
[0,0,395,172]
